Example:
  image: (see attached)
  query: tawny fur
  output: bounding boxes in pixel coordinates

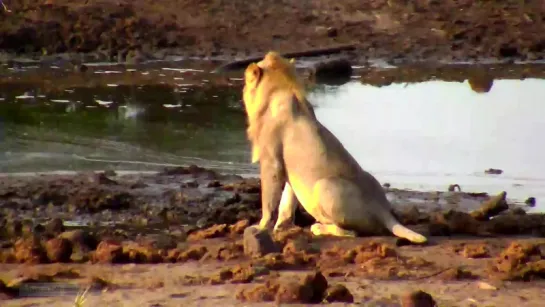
[242,51,427,244]
[246,52,316,163]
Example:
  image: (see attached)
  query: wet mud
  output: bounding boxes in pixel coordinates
[1,0,545,64]
[0,166,544,305]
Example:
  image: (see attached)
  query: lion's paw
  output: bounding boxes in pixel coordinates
[310,223,356,237]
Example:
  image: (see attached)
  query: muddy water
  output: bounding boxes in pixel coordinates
[0,61,543,211]
[0,62,254,174]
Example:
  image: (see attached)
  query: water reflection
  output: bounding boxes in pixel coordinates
[468,74,494,93]
[309,78,545,208]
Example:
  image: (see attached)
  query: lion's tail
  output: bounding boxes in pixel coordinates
[378,209,428,243]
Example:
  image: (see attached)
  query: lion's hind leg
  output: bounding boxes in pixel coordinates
[308,178,374,238]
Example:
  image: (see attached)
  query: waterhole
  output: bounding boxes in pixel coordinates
[1,60,544,210]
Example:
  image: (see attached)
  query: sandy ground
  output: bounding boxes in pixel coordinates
[1,0,545,63]
[0,167,544,306]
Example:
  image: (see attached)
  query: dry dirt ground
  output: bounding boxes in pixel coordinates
[0,167,544,306]
[1,0,545,63]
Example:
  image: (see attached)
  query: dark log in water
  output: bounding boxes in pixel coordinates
[213,44,356,73]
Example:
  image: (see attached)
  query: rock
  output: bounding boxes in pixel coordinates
[243,227,280,257]
[45,238,73,262]
[324,284,354,303]
[92,240,125,263]
[401,290,437,307]
[14,236,48,264]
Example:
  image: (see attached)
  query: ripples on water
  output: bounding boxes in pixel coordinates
[1,60,544,210]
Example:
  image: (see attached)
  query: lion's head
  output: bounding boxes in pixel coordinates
[242,51,315,163]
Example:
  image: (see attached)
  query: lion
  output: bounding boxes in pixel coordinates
[242,51,427,244]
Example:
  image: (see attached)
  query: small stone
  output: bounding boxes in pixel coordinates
[243,227,280,257]
[400,290,437,307]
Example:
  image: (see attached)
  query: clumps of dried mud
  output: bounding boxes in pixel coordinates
[491,242,545,281]
[1,0,545,62]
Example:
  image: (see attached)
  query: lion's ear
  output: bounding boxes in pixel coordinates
[245,63,263,88]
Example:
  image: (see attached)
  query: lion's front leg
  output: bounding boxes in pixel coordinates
[257,158,286,231]
[273,183,298,231]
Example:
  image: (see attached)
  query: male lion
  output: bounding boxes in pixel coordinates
[242,52,427,244]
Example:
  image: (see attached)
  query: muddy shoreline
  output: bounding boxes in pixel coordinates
[0,166,544,305]
[1,0,545,65]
